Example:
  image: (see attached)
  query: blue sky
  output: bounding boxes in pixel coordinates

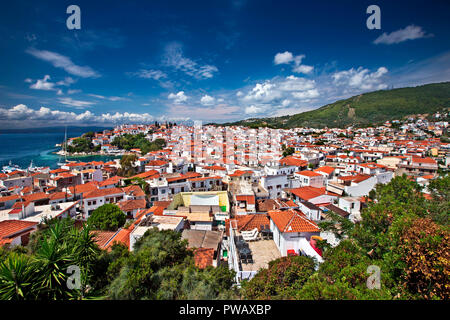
[0,0,449,127]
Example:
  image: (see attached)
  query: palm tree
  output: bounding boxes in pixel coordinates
[0,253,37,300]
[71,224,101,298]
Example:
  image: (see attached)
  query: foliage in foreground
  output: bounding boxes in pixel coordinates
[107,228,237,300]
[87,203,126,231]
[0,220,236,300]
[241,175,449,300]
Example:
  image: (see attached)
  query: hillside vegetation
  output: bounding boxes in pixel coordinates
[222,82,450,128]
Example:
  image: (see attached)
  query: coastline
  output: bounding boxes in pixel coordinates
[53,150,126,158]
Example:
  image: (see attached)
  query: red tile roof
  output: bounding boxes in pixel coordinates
[280,156,308,167]
[314,166,335,175]
[0,194,20,202]
[122,185,145,198]
[268,209,319,233]
[235,195,255,205]
[229,170,253,177]
[193,248,215,269]
[49,192,69,200]
[297,170,322,177]
[412,157,437,165]
[68,181,99,195]
[83,187,124,199]
[131,170,160,180]
[23,192,49,203]
[117,199,146,212]
[0,220,38,245]
[91,230,117,249]
[290,186,328,201]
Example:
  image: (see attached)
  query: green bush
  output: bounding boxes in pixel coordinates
[87,204,126,231]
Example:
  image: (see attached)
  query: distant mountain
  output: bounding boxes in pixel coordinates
[221,82,450,129]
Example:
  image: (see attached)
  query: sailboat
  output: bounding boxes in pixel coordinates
[57,127,69,166]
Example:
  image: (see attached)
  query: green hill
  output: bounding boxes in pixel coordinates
[222,82,450,128]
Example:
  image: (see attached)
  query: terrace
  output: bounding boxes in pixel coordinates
[227,222,280,283]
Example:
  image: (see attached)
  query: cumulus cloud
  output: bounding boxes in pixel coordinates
[200,94,215,106]
[163,42,218,79]
[29,75,55,91]
[245,105,266,115]
[28,75,76,94]
[274,51,314,74]
[242,75,318,104]
[373,25,433,45]
[274,51,295,65]
[332,66,388,90]
[168,91,188,104]
[27,48,100,78]
[0,104,171,127]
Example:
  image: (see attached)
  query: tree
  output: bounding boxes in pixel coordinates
[282,147,294,157]
[0,253,36,300]
[107,229,236,300]
[241,256,316,299]
[297,240,392,300]
[426,174,449,225]
[87,204,126,231]
[118,154,138,177]
[387,218,449,299]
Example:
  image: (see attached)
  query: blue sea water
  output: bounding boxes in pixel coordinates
[0,127,120,169]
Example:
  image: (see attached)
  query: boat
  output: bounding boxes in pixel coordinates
[57,127,69,167]
[27,160,46,173]
[2,161,21,173]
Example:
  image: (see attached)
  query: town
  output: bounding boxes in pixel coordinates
[0,111,448,291]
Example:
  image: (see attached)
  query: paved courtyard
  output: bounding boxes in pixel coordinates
[240,239,281,272]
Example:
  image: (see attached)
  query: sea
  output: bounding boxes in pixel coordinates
[0,126,121,170]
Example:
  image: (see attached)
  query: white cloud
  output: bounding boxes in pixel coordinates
[293,64,314,74]
[163,42,218,79]
[88,94,128,102]
[281,99,291,107]
[274,51,294,64]
[242,75,318,104]
[333,67,388,90]
[373,25,433,45]
[56,77,76,86]
[274,51,314,74]
[243,82,281,103]
[200,94,215,106]
[0,104,170,127]
[27,48,100,78]
[67,89,82,94]
[131,69,167,80]
[58,97,95,108]
[291,89,319,99]
[29,75,55,91]
[245,105,266,115]
[168,91,188,104]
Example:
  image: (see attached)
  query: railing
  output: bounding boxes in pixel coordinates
[228,221,241,284]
